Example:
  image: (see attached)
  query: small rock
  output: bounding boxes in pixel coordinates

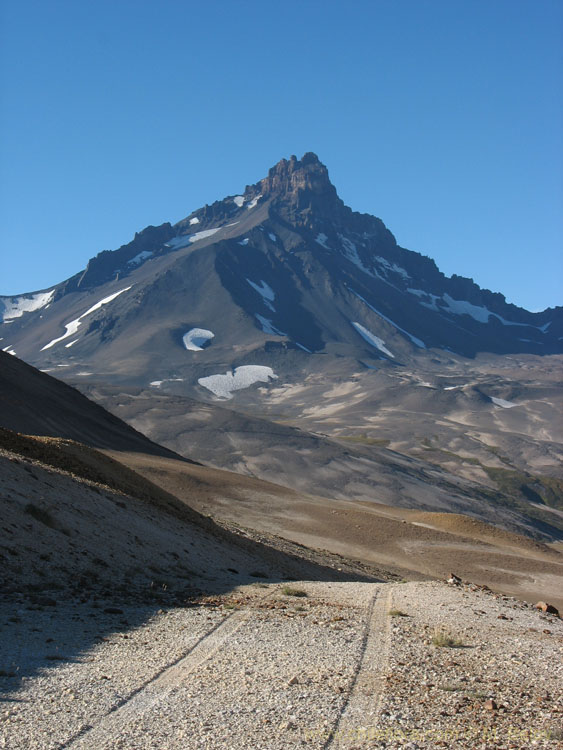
[103,607,124,615]
[447,574,462,585]
[288,675,299,685]
[535,602,559,616]
[483,699,498,711]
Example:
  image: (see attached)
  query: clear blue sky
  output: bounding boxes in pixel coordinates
[1,0,561,311]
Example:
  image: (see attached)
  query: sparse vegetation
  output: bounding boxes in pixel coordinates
[389,609,408,617]
[338,434,390,447]
[281,585,308,597]
[431,627,464,648]
[464,689,488,701]
[483,466,563,510]
[546,726,563,741]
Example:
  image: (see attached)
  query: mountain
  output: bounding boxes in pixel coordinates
[2,153,561,368]
[2,351,563,612]
[1,153,562,543]
[1,350,400,600]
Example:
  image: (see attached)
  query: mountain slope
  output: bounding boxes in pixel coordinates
[1,153,561,547]
[1,339,562,610]
[2,153,561,377]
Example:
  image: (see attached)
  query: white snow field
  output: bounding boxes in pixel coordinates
[351,321,394,358]
[408,289,547,331]
[233,196,245,207]
[198,365,278,399]
[491,397,518,409]
[0,290,55,322]
[315,233,330,249]
[351,289,426,348]
[41,287,132,351]
[164,227,222,250]
[182,328,215,351]
[374,256,410,279]
[246,279,275,311]
[189,217,200,225]
[255,314,287,336]
[128,251,153,266]
[246,194,262,210]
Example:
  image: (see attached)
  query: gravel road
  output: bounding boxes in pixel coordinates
[1,581,562,749]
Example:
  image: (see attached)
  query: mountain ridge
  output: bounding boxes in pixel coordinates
[2,152,560,322]
[1,154,561,539]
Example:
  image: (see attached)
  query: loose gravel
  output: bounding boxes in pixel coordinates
[1,581,562,749]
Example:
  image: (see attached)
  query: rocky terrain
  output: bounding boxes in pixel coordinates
[1,362,562,749]
[1,153,563,747]
[1,153,561,546]
[1,580,562,749]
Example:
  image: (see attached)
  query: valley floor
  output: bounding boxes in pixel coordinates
[1,581,562,749]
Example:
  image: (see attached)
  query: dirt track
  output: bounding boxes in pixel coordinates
[1,581,562,749]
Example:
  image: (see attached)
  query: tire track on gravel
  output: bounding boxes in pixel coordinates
[59,593,272,750]
[323,584,393,749]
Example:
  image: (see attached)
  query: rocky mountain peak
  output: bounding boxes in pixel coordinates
[258,152,345,227]
[260,152,335,198]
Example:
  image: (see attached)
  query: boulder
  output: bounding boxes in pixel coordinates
[535,602,559,616]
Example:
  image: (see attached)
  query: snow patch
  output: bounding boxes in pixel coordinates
[441,294,541,329]
[189,217,200,225]
[491,397,518,409]
[351,290,426,348]
[41,287,132,350]
[295,342,311,353]
[164,227,222,249]
[127,250,153,266]
[233,195,245,207]
[150,381,163,387]
[268,233,277,242]
[246,279,275,311]
[374,256,410,280]
[238,238,249,246]
[1,290,55,321]
[351,322,394,358]
[198,365,278,400]
[183,328,215,351]
[2,346,16,356]
[65,339,79,348]
[255,314,287,336]
[338,235,392,284]
[407,288,441,311]
[441,294,497,324]
[315,233,330,249]
[247,194,262,210]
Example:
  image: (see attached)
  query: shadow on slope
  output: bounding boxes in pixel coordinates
[0,430,391,695]
[0,351,189,459]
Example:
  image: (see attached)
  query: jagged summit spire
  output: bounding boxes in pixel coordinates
[258,152,344,227]
[261,152,333,193]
